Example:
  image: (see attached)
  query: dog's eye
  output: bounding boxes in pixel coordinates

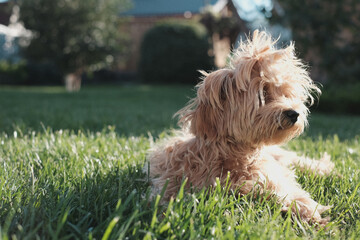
[258,85,271,107]
[263,86,273,104]
[263,89,267,99]
[258,90,265,107]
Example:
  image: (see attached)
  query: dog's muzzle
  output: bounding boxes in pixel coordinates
[284,110,299,124]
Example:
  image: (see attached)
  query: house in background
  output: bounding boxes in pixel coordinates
[122,0,248,73]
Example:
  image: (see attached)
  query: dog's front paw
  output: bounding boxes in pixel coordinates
[282,198,331,226]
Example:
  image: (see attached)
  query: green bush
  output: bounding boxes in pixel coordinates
[0,60,63,85]
[25,61,63,85]
[314,83,360,114]
[139,20,214,84]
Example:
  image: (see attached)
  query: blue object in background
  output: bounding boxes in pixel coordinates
[125,0,218,16]
[0,34,21,62]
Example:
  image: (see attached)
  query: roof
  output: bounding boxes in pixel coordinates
[125,0,219,16]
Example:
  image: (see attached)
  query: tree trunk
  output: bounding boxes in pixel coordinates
[65,71,82,92]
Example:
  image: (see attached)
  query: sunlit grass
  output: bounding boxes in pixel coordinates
[0,85,359,239]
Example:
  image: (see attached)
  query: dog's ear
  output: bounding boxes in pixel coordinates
[177,69,235,141]
[197,69,236,111]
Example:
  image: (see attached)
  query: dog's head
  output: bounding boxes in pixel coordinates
[177,30,320,146]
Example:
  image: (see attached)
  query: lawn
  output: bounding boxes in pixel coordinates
[0,85,359,239]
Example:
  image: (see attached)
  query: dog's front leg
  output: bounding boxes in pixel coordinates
[266,146,334,176]
[258,157,331,225]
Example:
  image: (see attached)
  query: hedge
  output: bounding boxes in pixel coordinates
[139,20,214,84]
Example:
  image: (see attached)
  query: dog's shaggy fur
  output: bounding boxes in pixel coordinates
[147,30,334,225]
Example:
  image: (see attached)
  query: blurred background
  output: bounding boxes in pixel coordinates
[0,0,359,116]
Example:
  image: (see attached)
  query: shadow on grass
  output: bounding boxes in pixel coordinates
[0,85,195,137]
[2,164,153,239]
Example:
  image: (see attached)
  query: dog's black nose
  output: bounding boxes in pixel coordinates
[284,110,299,124]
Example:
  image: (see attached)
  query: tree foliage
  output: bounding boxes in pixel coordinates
[200,2,247,48]
[17,0,130,75]
[270,0,360,84]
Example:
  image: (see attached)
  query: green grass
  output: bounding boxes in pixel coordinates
[0,85,194,137]
[0,85,359,239]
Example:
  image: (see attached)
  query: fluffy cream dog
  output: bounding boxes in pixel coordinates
[147,30,334,225]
